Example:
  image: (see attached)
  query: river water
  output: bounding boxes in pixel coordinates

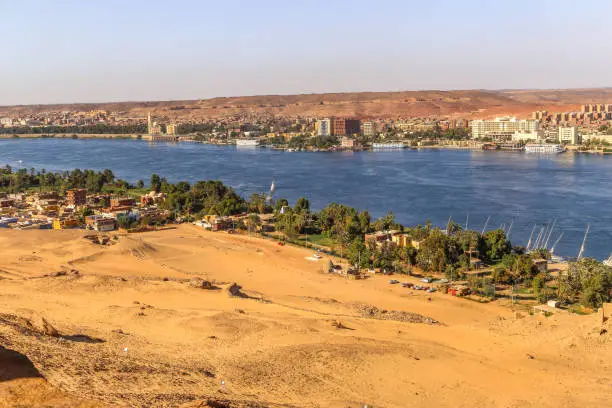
[1,138,611,260]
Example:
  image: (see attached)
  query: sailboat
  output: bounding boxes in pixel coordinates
[549,232,565,263]
[603,253,612,267]
[577,224,590,260]
[265,180,276,204]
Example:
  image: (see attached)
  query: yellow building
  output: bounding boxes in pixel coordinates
[166,123,178,135]
[391,234,410,248]
[52,218,80,230]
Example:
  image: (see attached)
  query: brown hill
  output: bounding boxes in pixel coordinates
[2,88,612,120]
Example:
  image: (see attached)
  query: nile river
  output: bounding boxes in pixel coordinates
[1,138,611,260]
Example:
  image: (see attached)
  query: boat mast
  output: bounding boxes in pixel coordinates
[481,216,490,235]
[526,224,537,251]
[544,219,556,249]
[550,232,563,255]
[577,224,590,260]
[533,227,544,250]
[506,220,514,239]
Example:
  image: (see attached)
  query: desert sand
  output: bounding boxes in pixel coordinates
[0,226,610,407]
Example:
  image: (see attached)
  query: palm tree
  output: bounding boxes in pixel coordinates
[246,214,261,235]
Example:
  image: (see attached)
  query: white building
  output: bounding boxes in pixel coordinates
[471,117,539,139]
[512,130,544,142]
[582,133,612,144]
[316,119,331,136]
[362,121,376,137]
[558,127,581,145]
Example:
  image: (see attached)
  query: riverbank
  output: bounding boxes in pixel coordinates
[3,134,611,154]
[0,133,141,140]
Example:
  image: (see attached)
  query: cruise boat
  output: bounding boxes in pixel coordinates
[372,142,405,149]
[524,143,564,153]
[235,139,259,146]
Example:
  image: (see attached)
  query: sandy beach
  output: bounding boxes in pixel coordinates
[0,225,610,407]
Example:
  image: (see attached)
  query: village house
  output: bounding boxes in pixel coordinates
[110,197,136,209]
[533,258,548,273]
[66,188,87,206]
[52,218,80,230]
[341,136,357,149]
[391,233,410,248]
[198,215,233,231]
[140,191,166,207]
[85,214,117,232]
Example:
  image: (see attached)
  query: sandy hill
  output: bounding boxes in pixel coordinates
[0,226,610,407]
[2,88,612,121]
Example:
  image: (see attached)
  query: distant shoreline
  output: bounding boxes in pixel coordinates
[1,134,610,155]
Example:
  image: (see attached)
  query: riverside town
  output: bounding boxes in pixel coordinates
[2,103,612,153]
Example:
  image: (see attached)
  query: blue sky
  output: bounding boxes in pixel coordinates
[1,0,611,104]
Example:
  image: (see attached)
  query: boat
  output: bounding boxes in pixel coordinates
[481,143,498,150]
[524,144,564,153]
[372,142,405,149]
[235,139,259,146]
[604,254,612,267]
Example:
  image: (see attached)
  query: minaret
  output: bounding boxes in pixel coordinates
[147,112,152,135]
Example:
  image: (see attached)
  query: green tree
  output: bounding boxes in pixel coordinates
[150,174,161,193]
[274,198,289,213]
[294,197,310,213]
[483,229,511,262]
[347,238,370,269]
[532,272,548,303]
[559,258,611,308]
[358,210,371,234]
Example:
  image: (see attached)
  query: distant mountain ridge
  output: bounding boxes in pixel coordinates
[2,88,612,120]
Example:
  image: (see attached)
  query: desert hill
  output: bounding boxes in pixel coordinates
[0,226,610,407]
[2,88,612,121]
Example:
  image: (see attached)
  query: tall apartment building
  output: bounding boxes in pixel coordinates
[533,111,548,120]
[471,117,539,139]
[558,126,581,145]
[315,119,332,136]
[362,121,376,137]
[331,118,361,136]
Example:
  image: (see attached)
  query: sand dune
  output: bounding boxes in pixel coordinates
[0,226,610,407]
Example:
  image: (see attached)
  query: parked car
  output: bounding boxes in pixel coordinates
[421,277,434,283]
[389,279,400,284]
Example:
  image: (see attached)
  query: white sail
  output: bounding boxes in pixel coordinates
[577,224,590,260]
[526,224,537,251]
[481,216,491,235]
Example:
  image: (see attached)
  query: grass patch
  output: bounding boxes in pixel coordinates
[568,304,590,315]
[298,233,336,247]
